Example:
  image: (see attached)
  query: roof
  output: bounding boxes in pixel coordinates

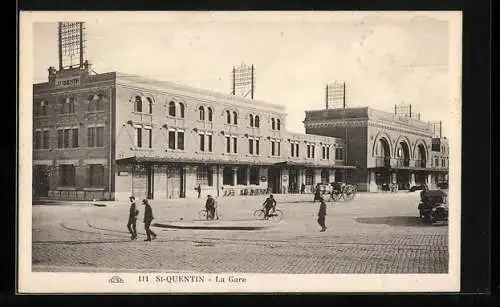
[115,72,286,112]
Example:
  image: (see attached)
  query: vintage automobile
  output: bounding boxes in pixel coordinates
[418,190,449,223]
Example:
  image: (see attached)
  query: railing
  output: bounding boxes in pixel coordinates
[395,159,410,167]
[375,157,391,168]
[414,160,427,168]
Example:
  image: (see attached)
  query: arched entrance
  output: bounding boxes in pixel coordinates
[374,138,391,185]
[395,141,411,189]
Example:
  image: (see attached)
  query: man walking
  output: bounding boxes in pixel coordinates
[142,199,157,241]
[196,184,202,198]
[126,196,139,240]
[317,197,327,232]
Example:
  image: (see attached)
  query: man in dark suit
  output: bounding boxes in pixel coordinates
[142,199,157,241]
[317,197,327,232]
[205,195,216,220]
[127,196,139,240]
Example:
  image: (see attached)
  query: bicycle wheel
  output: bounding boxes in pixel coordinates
[198,210,208,220]
[343,191,355,202]
[254,209,265,220]
[269,209,283,221]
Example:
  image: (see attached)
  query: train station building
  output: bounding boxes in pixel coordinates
[303,107,449,192]
[32,64,353,201]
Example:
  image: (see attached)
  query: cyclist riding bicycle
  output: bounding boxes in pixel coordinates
[262,194,277,219]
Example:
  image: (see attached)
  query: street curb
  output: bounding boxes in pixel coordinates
[152,222,270,231]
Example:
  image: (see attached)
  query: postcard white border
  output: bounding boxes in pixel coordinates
[18,11,462,293]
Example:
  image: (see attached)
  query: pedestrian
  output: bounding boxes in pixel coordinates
[196,184,202,198]
[313,183,322,202]
[301,183,306,194]
[317,197,327,232]
[126,196,139,240]
[142,199,157,241]
[205,195,216,220]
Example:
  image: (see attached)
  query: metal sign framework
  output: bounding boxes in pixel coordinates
[232,63,255,99]
[325,82,346,110]
[58,22,86,70]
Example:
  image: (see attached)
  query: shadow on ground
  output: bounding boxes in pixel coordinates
[355,216,448,227]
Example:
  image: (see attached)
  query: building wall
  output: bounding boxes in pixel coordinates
[32,68,116,200]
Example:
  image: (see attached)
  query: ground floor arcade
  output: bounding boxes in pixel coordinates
[366,167,449,192]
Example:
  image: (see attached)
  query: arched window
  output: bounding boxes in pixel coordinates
[168,101,176,117]
[135,96,142,113]
[199,106,205,121]
[276,119,281,130]
[254,115,260,128]
[233,111,238,125]
[146,97,153,114]
[271,118,276,130]
[179,103,185,118]
[249,114,254,127]
[207,107,213,122]
[226,110,231,124]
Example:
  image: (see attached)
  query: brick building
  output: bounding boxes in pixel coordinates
[303,107,449,192]
[32,65,353,201]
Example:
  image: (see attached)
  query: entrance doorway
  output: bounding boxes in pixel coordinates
[268,168,281,194]
[167,166,186,199]
[288,169,298,193]
[33,165,49,197]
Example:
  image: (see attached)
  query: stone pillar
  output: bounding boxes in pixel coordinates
[245,167,250,186]
[369,171,378,192]
[232,167,238,186]
[184,165,197,198]
[410,172,416,187]
[216,166,223,196]
[391,172,397,184]
[427,173,433,189]
[329,169,336,183]
[298,168,304,186]
[281,168,289,194]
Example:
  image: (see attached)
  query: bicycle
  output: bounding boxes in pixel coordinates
[326,185,357,202]
[253,207,283,221]
[198,207,222,220]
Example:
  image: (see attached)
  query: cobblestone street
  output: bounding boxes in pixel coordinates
[32,192,448,274]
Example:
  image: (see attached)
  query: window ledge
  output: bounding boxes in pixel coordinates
[83,188,105,191]
[132,148,154,151]
[56,187,77,191]
[85,111,106,114]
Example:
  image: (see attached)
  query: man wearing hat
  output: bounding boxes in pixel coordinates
[126,196,139,240]
[142,199,157,241]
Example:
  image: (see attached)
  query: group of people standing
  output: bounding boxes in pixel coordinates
[126,196,157,241]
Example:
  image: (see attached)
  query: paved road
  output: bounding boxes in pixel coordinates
[32,192,448,274]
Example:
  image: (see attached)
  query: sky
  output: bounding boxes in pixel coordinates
[31,12,460,136]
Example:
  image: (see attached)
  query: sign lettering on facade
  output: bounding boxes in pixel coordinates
[55,76,81,88]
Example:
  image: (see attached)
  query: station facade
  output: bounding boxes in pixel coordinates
[32,65,352,201]
[303,107,449,192]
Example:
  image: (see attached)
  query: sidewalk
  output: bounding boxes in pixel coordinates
[32,190,420,207]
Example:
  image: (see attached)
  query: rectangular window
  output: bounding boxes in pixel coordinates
[59,164,75,186]
[271,141,275,156]
[249,139,254,154]
[196,166,213,186]
[89,164,104,187]
[441,159,445,167]
[311,145,315,158]
[136,128,142,148]
[249,167,260,185]
[226,136,231,153]
[207,134,213,152]
[56,130,63,148]
[295,144,299,157]
[335,148,344,160]
[326,147,330,159]
[435,158,439,166]
[233,137,237,153]
[72,128,78,148]
[43,130,49,149]
[97,127,104,147]
[305,169,314,185]
[277,142,280,156]
[177,131,184,150]
[168,131,176,149]
[199,133,205,152]
[63,129,70,148]
[69,99,75,113]
[146,129,152,148]
[34,131,42,149]
[256,139,260,155]
[87,128,94,147]
[291,143,294,157]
